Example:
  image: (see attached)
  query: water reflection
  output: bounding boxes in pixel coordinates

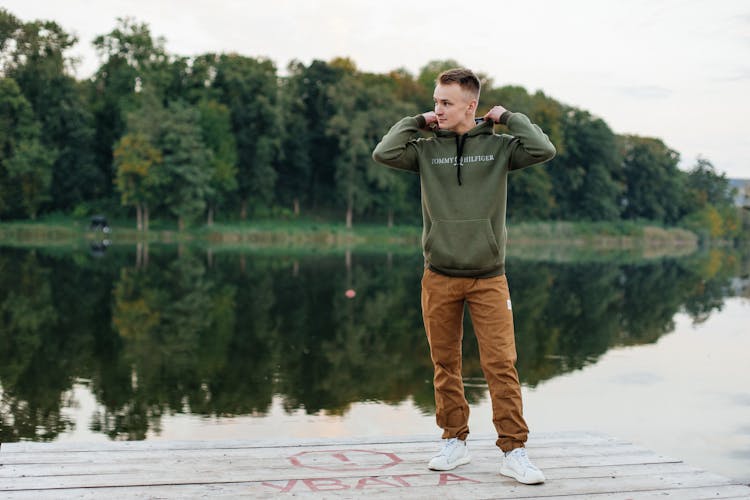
[0,245,746,442]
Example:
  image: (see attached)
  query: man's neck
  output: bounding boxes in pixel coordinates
[452,116,477,135]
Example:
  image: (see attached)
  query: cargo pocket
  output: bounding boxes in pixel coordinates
[424,219,501,271]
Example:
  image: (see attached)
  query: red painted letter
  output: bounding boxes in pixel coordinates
[261,479,297,492]
[355,477,401,489]
[303,478,350,491]
[438,473,481,486]
[392,474,419,487]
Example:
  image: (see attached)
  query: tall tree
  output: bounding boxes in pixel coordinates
[197,99,237,225]
[90,18,169,200]
[159,101,213,229]
[328,66,416,227]
[680,157,737,240]
[685,157,734,209]
[275,62,313,216]
[284,60,345,212]
[0,77,53,219]
[115,89,169,230]
[1,13,98,212]
[113,132,163,230]
[0,9,22,72]
[326,60,375,228]
[619,135,684,223]
[388,67,427,113]
[117,91,212,230]
[212,54,279,219]
[5,136,54,219]
[551,107,622,220]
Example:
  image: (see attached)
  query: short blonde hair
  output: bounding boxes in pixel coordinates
[437,68,480,99]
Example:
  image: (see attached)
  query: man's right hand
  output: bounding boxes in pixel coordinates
[421,111,438,128]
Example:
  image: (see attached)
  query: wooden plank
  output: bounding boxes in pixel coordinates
[0,440,652,467]
[0,443,673,488]
[541,486,750,500]
[2,432,746,499]
[0,469,745,499]
[0,455,687,485]
[0,454,690,491]
[0,431,614,453]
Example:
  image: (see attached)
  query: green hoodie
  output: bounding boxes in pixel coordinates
[372,112,556,278]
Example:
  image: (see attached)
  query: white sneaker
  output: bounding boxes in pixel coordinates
[500,447,545,484]
[428,438,471,471]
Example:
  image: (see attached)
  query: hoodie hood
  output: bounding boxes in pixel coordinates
[434,118,495,138]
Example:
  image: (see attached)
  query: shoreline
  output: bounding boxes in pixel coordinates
[0,218,700,258]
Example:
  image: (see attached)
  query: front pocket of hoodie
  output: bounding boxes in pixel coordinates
[424,219,501,271]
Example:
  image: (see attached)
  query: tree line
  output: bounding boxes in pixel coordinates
[0,10,742,238]
[0,245,743,441]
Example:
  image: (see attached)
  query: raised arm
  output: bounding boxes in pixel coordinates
[372,115,430,173]
[484,106,556,171]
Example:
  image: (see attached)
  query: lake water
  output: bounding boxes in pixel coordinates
[0,243,748,483]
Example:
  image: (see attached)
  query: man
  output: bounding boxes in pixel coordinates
[372,68,555,485]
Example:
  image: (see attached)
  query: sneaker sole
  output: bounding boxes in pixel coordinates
[428,455,471,471]
[500,466,545,485]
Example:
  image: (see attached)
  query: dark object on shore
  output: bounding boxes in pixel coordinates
[89,215,111,233]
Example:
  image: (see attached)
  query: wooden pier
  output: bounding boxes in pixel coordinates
[1,432,748,498]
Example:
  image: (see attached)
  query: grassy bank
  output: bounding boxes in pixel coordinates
[0,216,698,256]
[508,221,699,259]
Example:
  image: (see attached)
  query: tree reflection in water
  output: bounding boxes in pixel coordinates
[0,245,746,441]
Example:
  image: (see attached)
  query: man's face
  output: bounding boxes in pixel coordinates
[433,83,476,131]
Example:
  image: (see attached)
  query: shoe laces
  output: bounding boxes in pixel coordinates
[437,438,460,457]
[509,447,539,470]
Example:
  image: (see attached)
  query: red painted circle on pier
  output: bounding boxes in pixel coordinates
[289,449,402,471]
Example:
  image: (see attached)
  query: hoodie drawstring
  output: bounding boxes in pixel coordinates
[454,134,467,186]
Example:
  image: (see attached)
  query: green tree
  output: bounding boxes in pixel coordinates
[680,157,736,240]
[0,77,31,217]
[5,137,54,219]
[387,67,427,112]
[619,135,684,223]
[2,15,98,212]
[90,18,169,201]
[0,9,22,53]
[282,60,346,212]
[685,157,734,208]
[327,62,378,227]
[160,102,213,229]
[551,107,622,220]
[328,66,415,227]
[177,53,224,105]
[113,132,163,230]
[276,62,314,215]
[0,78,53,219]
[197,99,237,225]
[213,54,279,218]
[115,88,168,229]
[507,167,555,221]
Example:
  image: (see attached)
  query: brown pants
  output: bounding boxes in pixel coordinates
[421,267,528,452]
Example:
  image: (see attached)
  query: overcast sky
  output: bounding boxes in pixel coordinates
[4,0,749,178]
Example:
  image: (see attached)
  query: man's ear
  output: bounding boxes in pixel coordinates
[466,98,478,114]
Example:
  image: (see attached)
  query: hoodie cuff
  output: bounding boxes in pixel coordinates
[415,114,427,129]
[499,111,513,125]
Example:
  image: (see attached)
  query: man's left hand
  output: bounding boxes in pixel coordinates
[483,105,508,123]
